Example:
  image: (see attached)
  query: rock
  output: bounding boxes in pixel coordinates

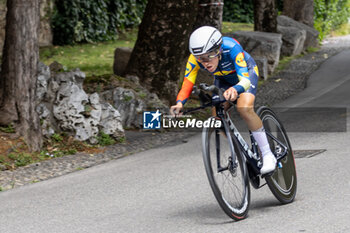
[277,15,319,50]
[125,74,140,85]
[36,62,51,101]
[36,65,125,142]
[113,47,133,75]
[49,61,65,73]
[0,164,7,171]
[145,92,169,113]
[99,103,125,139]
[277,25,306,57]
[36,103,55,138]
[38,61,51,79]
[254,57,268,80]
[89,93,102,121]
[226,31,282,74]
[37,75,49,101]
[55,69,86,89]
[53,81,93,140]
[111,87,145,128]
[36,62,169,140]
[46,80,60,103]
[100,85,169,129]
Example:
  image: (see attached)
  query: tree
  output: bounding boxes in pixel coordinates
[193,0,224,30]
[124,0,199,104]
[253,0,277,32]
[282,0,314,27]
[0,0,42,151]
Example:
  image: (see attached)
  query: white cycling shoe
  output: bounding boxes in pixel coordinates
[260,152,277,175]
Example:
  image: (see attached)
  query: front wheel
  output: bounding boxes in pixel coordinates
[257,107,297,204]
[202,117,250,220]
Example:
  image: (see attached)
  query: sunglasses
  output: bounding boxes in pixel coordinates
[195,49,221,63]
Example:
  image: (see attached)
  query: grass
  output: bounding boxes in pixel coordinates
[40,28,138,77]
[330,22,350,37]
[221,22,254,33]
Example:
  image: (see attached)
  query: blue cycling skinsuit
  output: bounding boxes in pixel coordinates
[176,37,259,105]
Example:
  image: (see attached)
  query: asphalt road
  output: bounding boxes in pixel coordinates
[0,50,350,233]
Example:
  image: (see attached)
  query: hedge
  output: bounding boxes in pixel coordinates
[51,0,147,45]
[314,0,350,40]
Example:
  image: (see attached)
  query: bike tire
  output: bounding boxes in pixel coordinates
[202,117,250,220]
[257,107,297,204]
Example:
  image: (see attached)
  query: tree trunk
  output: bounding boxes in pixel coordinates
[193,0,224,30]
[254,0,277,32]
[0,0,42,151]
[283,0,314,27]
[124,0,198,104]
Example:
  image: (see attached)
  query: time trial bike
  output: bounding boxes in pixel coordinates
[184,83,297,220]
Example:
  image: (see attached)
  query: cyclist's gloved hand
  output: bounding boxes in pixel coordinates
[223,87,238,101]
[170,102,183,117]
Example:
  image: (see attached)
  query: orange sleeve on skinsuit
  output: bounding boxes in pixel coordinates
[177,78,194,104]
[176,55,200,104]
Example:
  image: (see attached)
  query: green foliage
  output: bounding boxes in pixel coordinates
[223,0,254,23]
[138,92,147,99]
[331,22,350,36]
[276,0,284,12]
[221,22,253,33]
[51,133,63,142]
[8,153,33,167]
[0,124,15,133]
[306,47,320,53]
[124,95,133,102]
[314,0,350,40]
[97,132,116,146]
[51,0,147,45]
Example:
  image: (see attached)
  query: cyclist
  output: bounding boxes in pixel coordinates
[170,26,276,174]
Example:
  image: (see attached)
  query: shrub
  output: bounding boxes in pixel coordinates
[97,132,116,146]
[51,0,147,45]
[314,0,350,40]
[223,0,284,24]
[8,153,33,167]
[223,0,254,23]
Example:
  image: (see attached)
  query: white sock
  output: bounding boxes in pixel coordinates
[252,127,271,157]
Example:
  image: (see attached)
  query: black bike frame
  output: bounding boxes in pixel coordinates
[221,110,289,176]
[224,112,262,174]
[214,107,239,173]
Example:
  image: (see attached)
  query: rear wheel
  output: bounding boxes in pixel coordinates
[202,117,250,220]
[257,107,297,204]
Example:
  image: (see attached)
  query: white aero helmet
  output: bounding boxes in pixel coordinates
[189,26,223,56]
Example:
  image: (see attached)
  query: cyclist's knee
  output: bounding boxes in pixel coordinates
[237,106,255,120]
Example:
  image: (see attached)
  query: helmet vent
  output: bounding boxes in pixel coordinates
[192,46,204,54]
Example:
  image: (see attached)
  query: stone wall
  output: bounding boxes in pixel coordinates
[0,0,53,56]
